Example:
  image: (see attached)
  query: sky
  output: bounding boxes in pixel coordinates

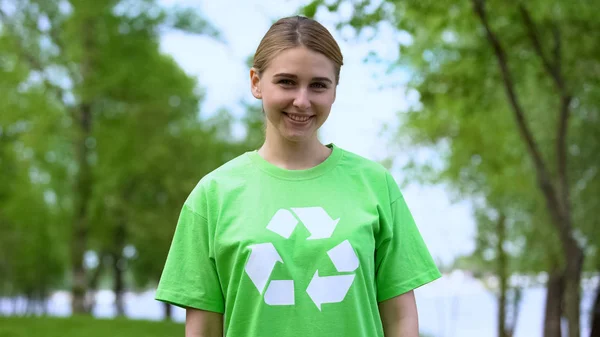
[158,0,476,265]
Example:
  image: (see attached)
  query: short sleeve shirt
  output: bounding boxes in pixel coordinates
[155,144,441,337]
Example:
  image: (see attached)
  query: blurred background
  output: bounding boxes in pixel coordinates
[0,0,598,336]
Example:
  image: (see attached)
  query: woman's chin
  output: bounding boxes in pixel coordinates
[281,130,315,143]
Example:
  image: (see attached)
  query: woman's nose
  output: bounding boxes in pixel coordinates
[292,89,311,110]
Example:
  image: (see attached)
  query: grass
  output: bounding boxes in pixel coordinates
[0,315,184,337]
[0,315,438,337]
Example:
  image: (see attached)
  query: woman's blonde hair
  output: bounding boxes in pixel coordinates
[252,16,343,84]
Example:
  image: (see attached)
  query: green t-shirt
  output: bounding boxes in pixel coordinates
[155,144,441,336]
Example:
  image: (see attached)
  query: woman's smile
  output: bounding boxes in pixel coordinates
[283,112,314,124]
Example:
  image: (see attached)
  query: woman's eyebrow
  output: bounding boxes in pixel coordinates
[273,73,333,84]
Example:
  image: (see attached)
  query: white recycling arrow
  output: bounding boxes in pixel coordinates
[306,270,355,311]
[264,280,295,305]
[291,207,339,240]
[245,207,359,309]
[245,243,282,294]
[266,209,299,239]
[327,240,359,272]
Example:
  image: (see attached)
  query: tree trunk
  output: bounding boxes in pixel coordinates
[88,254,105,291]
[11,297,18,315]
[563,240,584,337]
[497,214,508,337]
[38,287,48,316]
[591,283,600,337]
[70,13,96,313]
[86,253,105,312]
[506,287,522,337]
[112,220,127,317]
[71,101,93,314]
[544,269,564,337]
[43,293,49,316]
[164,302,172,321]
[471,2,585,336]
[112,251,125,317]
[25,291,33,315]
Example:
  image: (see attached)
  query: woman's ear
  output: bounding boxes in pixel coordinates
[250,68,262,99]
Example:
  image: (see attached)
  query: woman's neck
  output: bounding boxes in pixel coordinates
[258,135,331,170]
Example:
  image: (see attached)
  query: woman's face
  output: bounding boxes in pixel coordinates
[250,46,337,144]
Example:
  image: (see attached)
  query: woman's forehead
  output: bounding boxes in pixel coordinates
[264,47,335,79]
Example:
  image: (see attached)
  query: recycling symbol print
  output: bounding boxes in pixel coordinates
[244,207,359,311]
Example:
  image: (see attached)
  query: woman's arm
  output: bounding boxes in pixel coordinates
[378,290,419,337]
[185,308,223,337]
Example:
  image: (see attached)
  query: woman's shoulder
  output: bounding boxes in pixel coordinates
[336,146,401,201]
[205,151,254,180]
[337,146,392,177]
[186,151,254,202]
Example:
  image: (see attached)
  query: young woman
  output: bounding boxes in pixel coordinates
[156,16,441,337]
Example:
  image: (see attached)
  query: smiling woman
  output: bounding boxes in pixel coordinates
[251,46,336,148]
[155,15,441,337]
[248,16,343,166]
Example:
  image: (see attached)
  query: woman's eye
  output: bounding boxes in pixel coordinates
[311,82,327,89]
[278,79,294,85]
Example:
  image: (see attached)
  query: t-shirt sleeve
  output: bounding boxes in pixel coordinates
[375,172,441,302]
[155,199,225,314]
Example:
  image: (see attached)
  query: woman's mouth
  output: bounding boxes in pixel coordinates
[283,112,313,123]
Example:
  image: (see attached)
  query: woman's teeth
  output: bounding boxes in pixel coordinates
[287,114,311,122]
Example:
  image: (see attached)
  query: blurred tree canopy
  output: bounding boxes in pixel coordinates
[302,0,599,336]
[0,0,262,318]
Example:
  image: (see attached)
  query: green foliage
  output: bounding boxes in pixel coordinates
[308,0,600,275]
[0,316,183,337]
[302,0,320,18]
[240,101,266,148]
[0,13,71,296]
[0,0,260,302]
[311,3,599,334]
[167,7,221,38]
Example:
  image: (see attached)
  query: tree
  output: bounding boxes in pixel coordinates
[454,210,523,337]
[125,108,263,320]
[87,54,203,316]
[0,26,71,313]
[0,0,221,314]
[302,1,599,336]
